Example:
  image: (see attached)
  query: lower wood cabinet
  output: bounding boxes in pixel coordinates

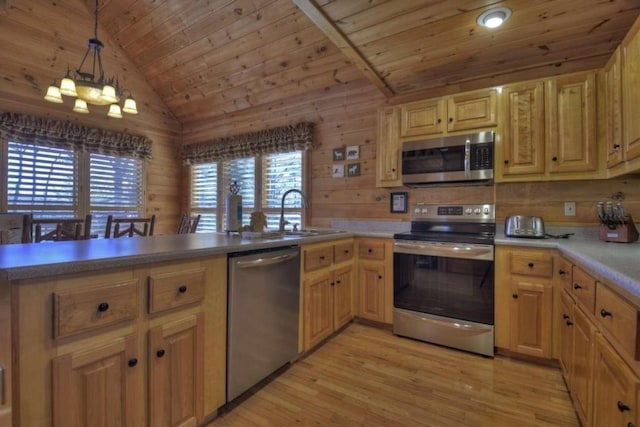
[0,284,11,427]
[52,334,141,427]
[356,238,393,324]
[571,301,597,425]
[302,240,355,351]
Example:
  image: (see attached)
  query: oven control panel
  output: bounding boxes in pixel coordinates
[411,203,495,222]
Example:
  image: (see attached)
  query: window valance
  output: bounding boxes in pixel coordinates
[183,122,314,164]
[0,111,152,160]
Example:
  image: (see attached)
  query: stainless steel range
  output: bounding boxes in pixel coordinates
[393,203,496,356]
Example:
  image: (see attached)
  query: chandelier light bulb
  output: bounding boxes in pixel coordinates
[101,84,118,104]
[107,103,123,119]
[44,85,64,103]
[122,97,138,115]
[73,98,90,114]
[59,76,78,97]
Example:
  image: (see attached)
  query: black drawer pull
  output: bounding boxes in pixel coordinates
[566,320,573,326]
[552,156,558,161]
[527,262,534,268]
[600,308,612,318]
[378,275,383,280]
[178,285,187,293]
[368,248,373,253]
[617,401,630,412]
[562,314,569,320]
[504,160,509,165]
[344,249,350,254]
[512,294,518,299]
[613,144,621,149]
[573,283,582,290]
[319,255,325,260]
[156,349,165,358]
[128,358,138,367]
[559,269,566,275]
[97,302,109,312]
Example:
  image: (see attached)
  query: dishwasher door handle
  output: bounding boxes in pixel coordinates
[236,252,298,268]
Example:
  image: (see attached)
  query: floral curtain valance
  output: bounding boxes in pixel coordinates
[0,112,153,160]
[183,122,314,164]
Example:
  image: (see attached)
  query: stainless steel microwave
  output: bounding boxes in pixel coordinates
[401,131,494,186]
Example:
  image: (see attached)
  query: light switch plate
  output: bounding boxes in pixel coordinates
[564,202,576,216]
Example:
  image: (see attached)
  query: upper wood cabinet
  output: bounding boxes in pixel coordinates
[622,17,640,162]
[376,107,402,188]
[400,88,497,138]
[546,71,598,174]
[500,81,546,176]
[603,48,624,168]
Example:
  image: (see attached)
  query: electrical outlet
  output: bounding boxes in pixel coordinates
[564,202,576,216]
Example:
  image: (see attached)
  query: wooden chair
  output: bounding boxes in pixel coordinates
[105,214,156,238]
[0,213,30,244]
[177,214,200,234]
[29,214,93,242]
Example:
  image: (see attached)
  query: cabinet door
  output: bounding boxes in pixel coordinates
[358,262,385,322]
[400,98,445,137]
[0,285,10,427]
[303,271,334,350]
[52,334,141,427]
[376,107,402,187]
[446,88,497,132]
[149,313,204,427]
[622,19,640,162]
[333,265,354,330]
[603,48,624,168]
[500,81,545,176]
[546,72,598,174]
[572,305,597,426]
[559,290,574,385]
[510,279,553,358]
[592,334,638,427]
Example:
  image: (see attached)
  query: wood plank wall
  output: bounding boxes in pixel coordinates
[0,0,183,235]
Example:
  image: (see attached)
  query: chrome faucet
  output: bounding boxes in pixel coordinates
[279,189,308,231]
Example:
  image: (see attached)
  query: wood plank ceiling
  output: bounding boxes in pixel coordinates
[93,0,640,128]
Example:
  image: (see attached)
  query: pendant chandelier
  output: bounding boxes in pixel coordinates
[44,0,138,118]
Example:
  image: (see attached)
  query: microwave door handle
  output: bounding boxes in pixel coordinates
[464,138,471,179]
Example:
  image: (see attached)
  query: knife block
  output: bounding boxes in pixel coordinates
[598,215,639,243]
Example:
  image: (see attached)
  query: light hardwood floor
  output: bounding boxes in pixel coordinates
[208,322,579,426]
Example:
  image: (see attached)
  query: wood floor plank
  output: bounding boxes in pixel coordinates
[208,323,579,426]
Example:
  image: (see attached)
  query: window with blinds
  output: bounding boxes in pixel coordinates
[190,151,304,232]
[5,140,145,237]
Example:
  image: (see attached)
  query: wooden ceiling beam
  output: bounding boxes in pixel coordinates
[292,0,394,98]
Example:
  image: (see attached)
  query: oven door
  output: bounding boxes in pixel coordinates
[393,240,494,325]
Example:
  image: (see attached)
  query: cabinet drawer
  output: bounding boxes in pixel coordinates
[509,251,553,277]
[359,240,385,260]
[148,268,206,314]
[304,246,333,272]
[557,257,573,293]
[53,280,138,338]
[596,283,639,360]
[333,241,354,264]
[572,266,596,313]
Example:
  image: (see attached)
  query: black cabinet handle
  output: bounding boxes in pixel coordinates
[504,160,509,165]
[512,294,518,299]
[566,320,573,326]
[368,248,373,253]
[552,156,558,161]
[330,282,335,286]
[573,283,582,290]
[528,262,534,268]
[600,308,612,318]
[319,255,325,260]
[563,314,569,320]
[627,423,635,427]
[178,285,187,293]
[614,144,621,149]
[344,249,350,254]
[617,401,631,412]
[437,118,442,123]
[156,349,165,358]
[378,275,383,280]
[448,117,453,123]
[559,269,566,276]
[128,358,138,367]
[336,280,341,285]
[97,302,109,312]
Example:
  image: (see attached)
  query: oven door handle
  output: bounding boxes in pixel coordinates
[424,316,491,335]
[394,242,493,258]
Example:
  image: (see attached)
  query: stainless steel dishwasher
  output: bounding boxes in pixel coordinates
[227,245,300,402]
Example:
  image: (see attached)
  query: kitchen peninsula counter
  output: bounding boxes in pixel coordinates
[495,230,640,300]
[0,232,354,281]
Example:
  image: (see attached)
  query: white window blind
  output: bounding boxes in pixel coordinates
[191,163,218,232]
[189,152,304,232]
[7,141,77,218]
[90,153,143,236]
[262,152,303,230]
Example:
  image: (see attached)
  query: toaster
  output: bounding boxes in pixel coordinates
[505,215,546,238]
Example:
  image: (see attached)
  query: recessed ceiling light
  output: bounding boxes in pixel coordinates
[477,7,512,29]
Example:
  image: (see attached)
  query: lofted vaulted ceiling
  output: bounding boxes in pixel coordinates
[77,0,640,126]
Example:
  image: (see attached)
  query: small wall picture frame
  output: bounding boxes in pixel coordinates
[332,147,345,161]
[346,163,360,177]
[346,145,359,160]
[332,164,344,178]
[390,191,408,213]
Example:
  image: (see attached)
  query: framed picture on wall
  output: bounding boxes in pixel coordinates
[346,145,359,160]
[332,164,344,178]
[332,147,345,161]
[390,192,408,213]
